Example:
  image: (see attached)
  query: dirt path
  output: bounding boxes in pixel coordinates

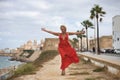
[14,55,118,80]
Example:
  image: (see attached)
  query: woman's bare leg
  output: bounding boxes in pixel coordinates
[61,70,65,75]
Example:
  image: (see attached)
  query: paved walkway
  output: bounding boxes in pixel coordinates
[78,52,120,67]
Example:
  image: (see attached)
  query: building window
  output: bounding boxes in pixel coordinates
[112,21,114,26]
[117,38,119,41]
[113,31,114,35]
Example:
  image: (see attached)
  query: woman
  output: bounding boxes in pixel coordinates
[41,25,85,75]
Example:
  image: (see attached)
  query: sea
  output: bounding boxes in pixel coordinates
[0,56,23,69]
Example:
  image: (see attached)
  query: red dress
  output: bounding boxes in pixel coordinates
[58,33,79,70]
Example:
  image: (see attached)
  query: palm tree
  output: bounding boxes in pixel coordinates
[90,4,106,54]
[81,20,93,51]
[76,30,86,52]
[72,38,78,48]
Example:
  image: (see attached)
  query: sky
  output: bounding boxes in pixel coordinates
[0,0,120,49]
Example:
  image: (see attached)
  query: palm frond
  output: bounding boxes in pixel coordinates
[100,18,102,22]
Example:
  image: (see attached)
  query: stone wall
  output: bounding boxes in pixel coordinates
[89,35,112,50]
[42,38,59,51]
[100,36,112,49]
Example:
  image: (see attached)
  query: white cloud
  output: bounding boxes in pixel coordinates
[0,1,14,8]
[75,21,83,29]
[0,11,40,19]
[0,0,120,49]
[49,16,65,26]
[0,31,13,36]
[26,0,51,10]
[33,15,66,28]
[9,39,25,43]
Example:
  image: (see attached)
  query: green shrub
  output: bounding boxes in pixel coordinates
[14,63,36,76]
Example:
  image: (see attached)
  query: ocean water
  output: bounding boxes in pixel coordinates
[0,56,22,69]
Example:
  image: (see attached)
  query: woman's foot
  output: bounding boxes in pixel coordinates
[61,70,65,75]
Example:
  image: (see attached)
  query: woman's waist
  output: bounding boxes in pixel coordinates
[59,42,69,44]
[58,42,70,47]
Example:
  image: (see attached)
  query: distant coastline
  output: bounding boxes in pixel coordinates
[0,56,23,69]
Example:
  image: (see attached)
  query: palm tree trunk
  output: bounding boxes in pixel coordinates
[86,28,88,51]
[78,38,80,52]
[94,18,97,53]
[96,17,100,54]
[81,37,82,52]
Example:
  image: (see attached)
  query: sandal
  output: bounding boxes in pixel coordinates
[61,70,65,75]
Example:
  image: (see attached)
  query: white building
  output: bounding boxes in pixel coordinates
[112,15,120,49]
[19,40,42,50]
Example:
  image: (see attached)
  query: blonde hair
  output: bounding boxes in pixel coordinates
[60,25,66,30]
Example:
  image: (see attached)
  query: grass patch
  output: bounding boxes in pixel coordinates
[8,63,36,80]
[69,67,83,70]
[85,78,96,80]
[85,76,105,80]
[93,67,105,72]
[69,71,89,75]
[14,63,36,76]
[33,50,58,66]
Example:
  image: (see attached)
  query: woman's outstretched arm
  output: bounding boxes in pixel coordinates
[41,28,60,36]
[68,29,85,35]
[68,31,85,35]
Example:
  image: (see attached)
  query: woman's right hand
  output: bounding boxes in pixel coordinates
[41,28,46,31]
[80,28,85,34]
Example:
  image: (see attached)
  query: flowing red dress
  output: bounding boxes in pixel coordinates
[58,33,79,70]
